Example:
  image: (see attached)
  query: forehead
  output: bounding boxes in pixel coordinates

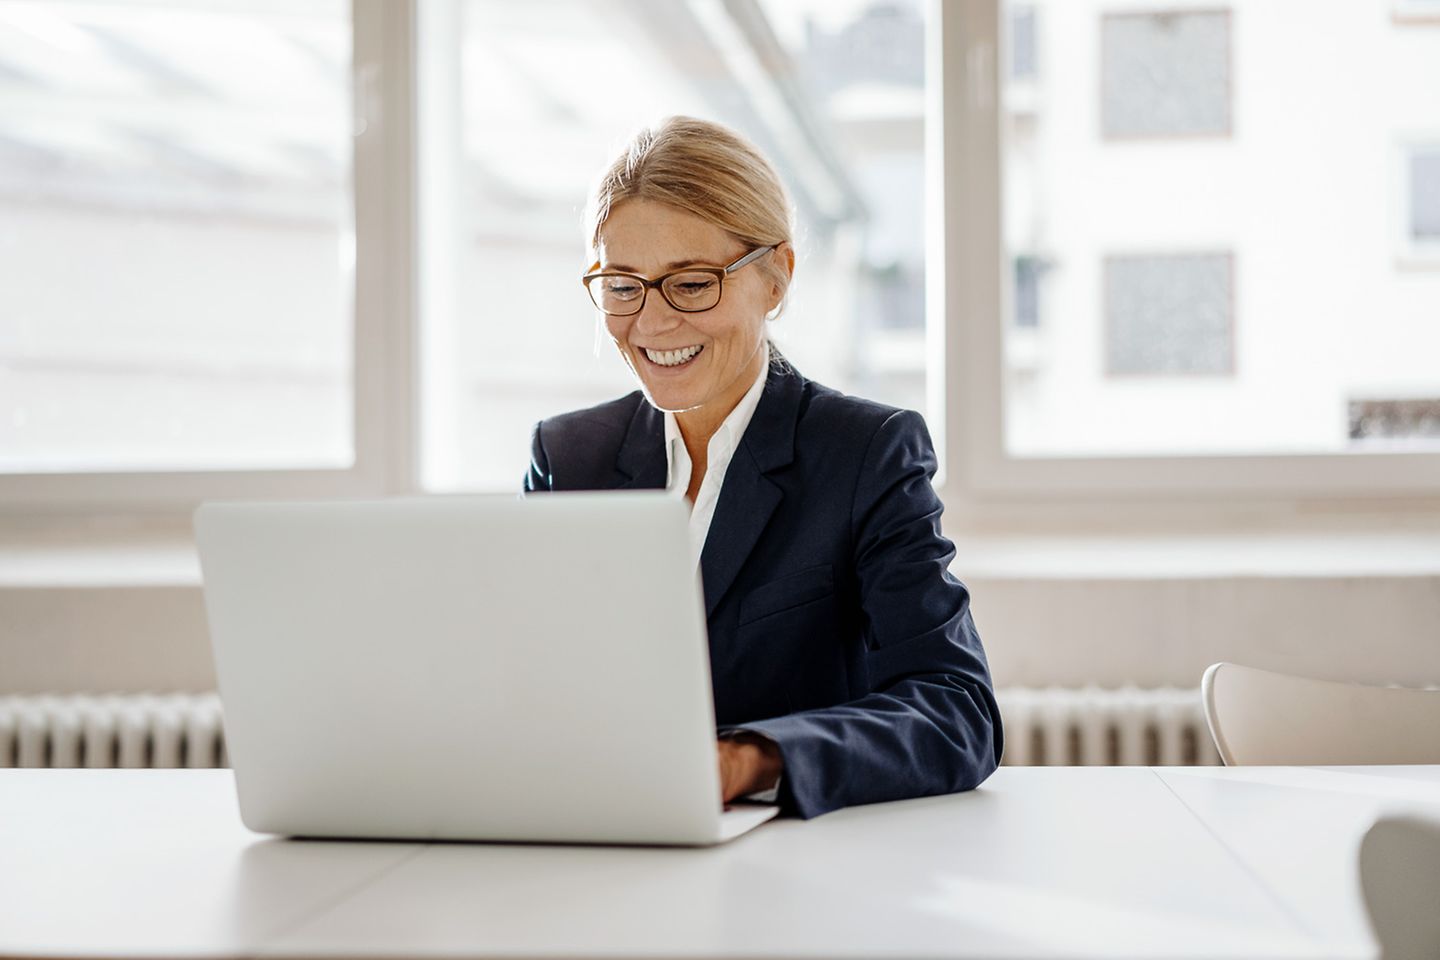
[596,200,736,272]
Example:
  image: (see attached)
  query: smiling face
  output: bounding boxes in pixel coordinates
[595,199,785,417]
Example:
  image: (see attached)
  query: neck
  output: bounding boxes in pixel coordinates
[675,343,767,451]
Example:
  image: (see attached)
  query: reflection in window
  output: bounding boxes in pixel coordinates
[1105,254,1233,376]
[1101,11,1230,139]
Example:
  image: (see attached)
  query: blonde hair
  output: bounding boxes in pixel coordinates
[585,116,794,311]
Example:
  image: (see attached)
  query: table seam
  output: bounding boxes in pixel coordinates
[243,842,434,960]
[1147,767,1323,942]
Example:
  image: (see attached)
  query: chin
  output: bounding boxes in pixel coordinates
[629,353,711,412]
[641,383,704,414]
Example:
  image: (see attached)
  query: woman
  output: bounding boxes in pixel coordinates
[525,116,1002,819]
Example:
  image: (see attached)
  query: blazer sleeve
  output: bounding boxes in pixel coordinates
[524,421,552,493]
[723,409,1004,819]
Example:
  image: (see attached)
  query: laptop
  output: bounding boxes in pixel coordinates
[193,492,779,846]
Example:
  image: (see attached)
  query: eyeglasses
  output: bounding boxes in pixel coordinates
[581,245,775,317]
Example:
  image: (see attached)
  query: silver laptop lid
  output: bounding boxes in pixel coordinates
[195,492,729,844]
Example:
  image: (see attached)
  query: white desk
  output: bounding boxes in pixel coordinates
[2,767,1437,959]
[1154,766,1440,949]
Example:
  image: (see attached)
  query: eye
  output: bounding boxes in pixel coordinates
[602,279,642,298]
[673,278,716,294]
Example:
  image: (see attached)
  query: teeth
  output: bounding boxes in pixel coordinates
[645,345,702,367]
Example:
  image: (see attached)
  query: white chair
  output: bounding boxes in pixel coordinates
[1201,662,1440,766]
[1360,815,1440,960]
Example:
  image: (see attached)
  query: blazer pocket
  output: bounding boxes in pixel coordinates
[738,563,835,626]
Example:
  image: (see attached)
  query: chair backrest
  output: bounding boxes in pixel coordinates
[1360,815,1440,960]
[1201,662,1440,766]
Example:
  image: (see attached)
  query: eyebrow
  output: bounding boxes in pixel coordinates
[601,257,721,274]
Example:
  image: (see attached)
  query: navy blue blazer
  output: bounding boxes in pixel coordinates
[524,358,1003,819]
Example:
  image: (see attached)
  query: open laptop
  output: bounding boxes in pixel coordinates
[193,492,778,846]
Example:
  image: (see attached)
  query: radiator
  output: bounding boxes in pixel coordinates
[0,686,1219,769]
[0,692,226,769]
[998,686,1222,766]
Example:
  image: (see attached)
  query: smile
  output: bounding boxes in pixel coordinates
[643,344,704,368]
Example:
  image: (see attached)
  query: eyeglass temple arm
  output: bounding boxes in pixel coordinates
[724,245,774,275]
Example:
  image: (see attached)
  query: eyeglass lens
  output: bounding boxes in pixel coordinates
[588,271,722,315]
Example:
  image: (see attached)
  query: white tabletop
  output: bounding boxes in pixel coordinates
[1153,766,1440,949]
[3,766,1438,960]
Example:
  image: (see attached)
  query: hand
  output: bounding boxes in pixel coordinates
[716,734,783,804]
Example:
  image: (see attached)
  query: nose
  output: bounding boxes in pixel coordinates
[631,287,684,337]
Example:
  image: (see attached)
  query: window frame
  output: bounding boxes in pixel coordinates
[0,0,419,515]
[931,0,1440,509]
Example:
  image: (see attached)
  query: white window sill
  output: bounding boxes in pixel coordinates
[3,524,1440,588]
[951,529,1440,580]
[0,518,200,588]
[4,519,1438,694]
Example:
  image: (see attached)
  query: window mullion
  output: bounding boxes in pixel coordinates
[352,0,421,497]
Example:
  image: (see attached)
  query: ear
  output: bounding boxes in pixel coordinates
[777,242,795,281]
[768,242,796,307]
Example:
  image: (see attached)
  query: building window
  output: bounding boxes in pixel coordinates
[1009,5,1037,81]
[1105,253,1233,376]
[1101,10,1231,139]
[1350,398,1440,441]
[1014,255,1041,328]
[1410,146,1440,244]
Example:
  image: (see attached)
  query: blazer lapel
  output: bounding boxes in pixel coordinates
[699,363,804,617]
[614,396,667,489]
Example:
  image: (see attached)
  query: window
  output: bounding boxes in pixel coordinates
[992,0,1440,468]
[1350,399,1440,443]
[1009,5,1037,81]
[1105,254,1233,377]
[7,1,1440,517]
[1410,146,1440,245]
[1013,256,1041,329]
[0,0,353,474]
[419,0,929,492]
[1101,10,1231,140]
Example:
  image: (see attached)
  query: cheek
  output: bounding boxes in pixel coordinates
[692,307,762,351]
[713,313,766,355]
[604,315,631,346]
[723,283,772,336]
